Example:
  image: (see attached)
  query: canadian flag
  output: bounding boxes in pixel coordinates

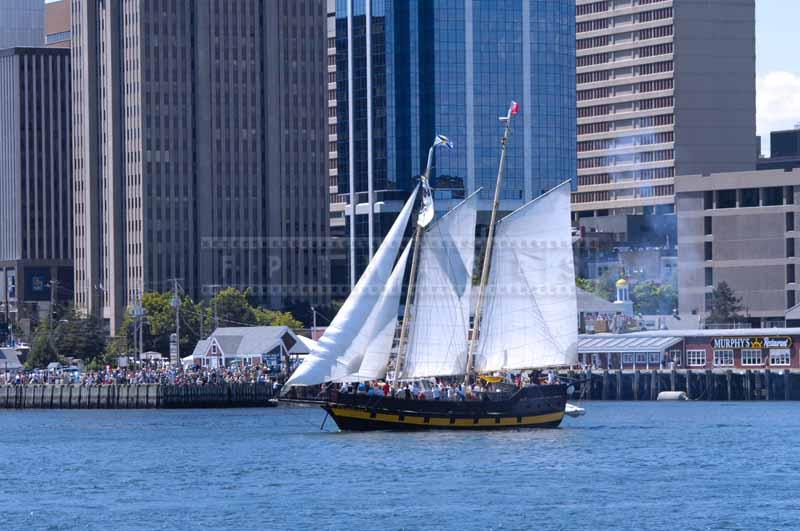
[509,100,520,116]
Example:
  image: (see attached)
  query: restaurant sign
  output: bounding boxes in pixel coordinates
[712,337,793,349]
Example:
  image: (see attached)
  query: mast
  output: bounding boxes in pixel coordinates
[464,101,519,387]
[393,137,450,385]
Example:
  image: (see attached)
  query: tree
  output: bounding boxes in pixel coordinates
[576,273,616,302]
[55,311,107,361]
[210,288,259,327]
[256,309,303,328]
[115,292,208,358]
[631,281,678,315]
[26,320,58,369]
[706,281,745,325]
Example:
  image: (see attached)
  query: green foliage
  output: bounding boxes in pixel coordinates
[26,311,106,368]
[114,288,303,361]
[27,320,57,369]
[55,310,107,361]
[576,274,616,302]
[706,281,745,325]
[256,309,303,329]
[631,281,677,315]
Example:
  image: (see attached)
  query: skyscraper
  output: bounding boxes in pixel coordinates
[72,1,330,333]
[0,0,45,49]
[336,0,576,283]
[572,0,756,244]
[0,47,72,330]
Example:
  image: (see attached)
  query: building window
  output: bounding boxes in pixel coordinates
[622,353,634,364]
[787,238,796,258]
[787,186,795,205]
[713,350,734,367]
[705,267,713,287]
[649,352,660,363]
[770,349,791,366]
[635,353,647,364]
[717,190,736,208]
[762,187,783,206]
[789,290,797,309]
[687,350,707,367]
[787,212,795,232]
[740,188,759,207]
[741,349,763,366]
[704,216,712,235]
[669,349,682,367]
[704,191,713,210]
[704,241,713,261]
[788,264,796,284]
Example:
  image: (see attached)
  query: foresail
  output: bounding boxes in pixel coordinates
[283,186,419,389]
[349,240,411,380]
[401,191,478,379]
[474,182,577,371]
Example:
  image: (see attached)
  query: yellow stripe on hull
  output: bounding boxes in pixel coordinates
[328,406,564,428]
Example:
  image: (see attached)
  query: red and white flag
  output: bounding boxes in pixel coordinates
[509,100,520,116]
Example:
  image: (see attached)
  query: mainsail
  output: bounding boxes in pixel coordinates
[474,181,577,371]
[283,186,419,389]
[401,191,478,379]
[344,240,411,381]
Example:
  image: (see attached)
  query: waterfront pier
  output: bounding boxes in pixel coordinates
[0,383,276,409]
[568,369,800,401]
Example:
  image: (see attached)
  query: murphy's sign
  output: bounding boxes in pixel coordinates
[712,337,793,349]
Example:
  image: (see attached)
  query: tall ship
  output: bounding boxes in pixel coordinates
[283,102,578,430]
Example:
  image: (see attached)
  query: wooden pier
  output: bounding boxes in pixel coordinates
[0,383,277,409]
[565,369,800,401]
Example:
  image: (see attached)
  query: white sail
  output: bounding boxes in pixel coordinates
[283,186,419,389]
[474,181,577,371]
[349,240,412,381]
[401,191,478,379]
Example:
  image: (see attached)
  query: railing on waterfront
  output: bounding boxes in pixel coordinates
[0,383,277,409]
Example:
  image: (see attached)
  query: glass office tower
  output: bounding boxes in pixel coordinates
[337,0,575,281]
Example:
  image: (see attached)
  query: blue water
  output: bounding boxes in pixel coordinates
[1,402,799,530]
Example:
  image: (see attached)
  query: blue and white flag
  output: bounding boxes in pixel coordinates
[433,134,453,149]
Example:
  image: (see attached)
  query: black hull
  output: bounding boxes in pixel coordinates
[322,384,567,431]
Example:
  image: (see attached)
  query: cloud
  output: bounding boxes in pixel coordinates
[757,71,800,156]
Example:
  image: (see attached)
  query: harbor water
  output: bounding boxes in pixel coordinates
[2,402,799,530]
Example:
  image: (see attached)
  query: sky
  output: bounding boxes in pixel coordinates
[756,0,800,155]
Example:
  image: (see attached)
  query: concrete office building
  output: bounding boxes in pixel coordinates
[0,1,45,49]
[0,48,73,331]
[337,0,576,283]
[676,169,800,328]
[45,0,72,49]
[573,0,756,244]
[72,1,329,333]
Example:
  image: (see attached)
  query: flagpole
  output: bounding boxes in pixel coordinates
[464,102,518,390]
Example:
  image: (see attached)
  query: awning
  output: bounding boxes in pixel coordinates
[579,335,683,354]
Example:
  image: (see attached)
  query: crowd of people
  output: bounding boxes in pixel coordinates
[0,364,284,389]
[332,370,560,402]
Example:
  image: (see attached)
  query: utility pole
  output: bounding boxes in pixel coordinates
[48,279,58,356]
[130,290,145,362]
[49,279,58,324]
[311,306,317,336]
[170,278,182,366]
